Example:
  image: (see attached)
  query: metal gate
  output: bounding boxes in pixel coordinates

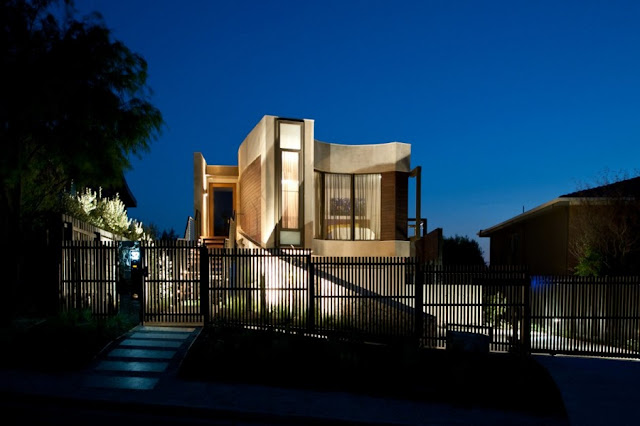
[140,240,204,324]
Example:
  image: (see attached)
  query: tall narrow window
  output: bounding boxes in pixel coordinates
[278,120,303,247]
[281,151,299,229]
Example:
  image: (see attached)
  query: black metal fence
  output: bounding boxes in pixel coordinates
[58,243,640,357]
[422,265,530,352]
[312,256,417,341]
[531,275,640,357]
[202,248,310,329]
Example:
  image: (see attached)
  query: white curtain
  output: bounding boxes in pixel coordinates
[354,174,381,240]
[314,172,323,238]
[324,173,352,240]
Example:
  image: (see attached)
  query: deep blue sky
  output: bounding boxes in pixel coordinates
[77,0,640,260]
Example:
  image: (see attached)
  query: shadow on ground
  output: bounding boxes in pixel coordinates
[178,325,568,420]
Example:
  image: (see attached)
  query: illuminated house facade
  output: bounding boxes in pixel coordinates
[193,115,423,257]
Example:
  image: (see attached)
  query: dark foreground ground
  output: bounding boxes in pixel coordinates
[178,326,568,419]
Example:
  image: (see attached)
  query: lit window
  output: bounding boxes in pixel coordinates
[318,172,380,241]
[282,151,299,229]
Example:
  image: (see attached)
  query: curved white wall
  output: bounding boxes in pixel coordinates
[314,140,411,174]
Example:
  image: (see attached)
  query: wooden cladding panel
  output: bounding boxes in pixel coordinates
[239,156,261,242]
[380,171,408,241]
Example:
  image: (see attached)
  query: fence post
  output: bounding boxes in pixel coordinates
[200,245,210,324]
[414,257,424,345]
[522,271,531,356]
[307,252,315,333]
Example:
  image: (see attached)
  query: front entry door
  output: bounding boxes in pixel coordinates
[212,186,234,237]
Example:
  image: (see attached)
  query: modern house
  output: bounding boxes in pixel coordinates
[478,176,640,274]
[193,114,433,257]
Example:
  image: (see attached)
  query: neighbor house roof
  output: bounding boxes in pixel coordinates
[559,176,640,199]
[478,176,640,238]
[477,198,572,238]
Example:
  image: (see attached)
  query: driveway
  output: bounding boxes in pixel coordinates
[534,354,640,426]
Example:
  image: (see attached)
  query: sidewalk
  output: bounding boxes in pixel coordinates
[6,324,625,425]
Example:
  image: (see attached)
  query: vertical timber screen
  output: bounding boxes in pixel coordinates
[59,240,119,318]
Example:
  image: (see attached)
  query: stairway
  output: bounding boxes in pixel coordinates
[83,325,200,391]
[202,236,226,249]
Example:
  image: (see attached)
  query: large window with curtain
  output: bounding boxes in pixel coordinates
[316,172,381,240]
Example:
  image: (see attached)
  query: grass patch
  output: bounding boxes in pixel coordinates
[0,309,137,372]
[179,325,567,418]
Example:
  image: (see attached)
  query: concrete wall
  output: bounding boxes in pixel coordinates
[193,153,206,239]
[302,119,315,249]
[313,237,411,257]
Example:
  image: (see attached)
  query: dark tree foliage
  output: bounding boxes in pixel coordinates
[160,228,179,241]
[1,0,163,319]
[568,170,640,276]
[442,235,486,266]
[1,0,163,236]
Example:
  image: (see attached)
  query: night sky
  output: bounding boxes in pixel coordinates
[76,0,640,261]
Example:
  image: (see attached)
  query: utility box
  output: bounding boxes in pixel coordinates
[446,330,490,353]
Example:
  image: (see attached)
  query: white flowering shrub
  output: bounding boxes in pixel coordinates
[64,186,152,241]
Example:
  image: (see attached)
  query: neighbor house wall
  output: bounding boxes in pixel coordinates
[488,204,570,274]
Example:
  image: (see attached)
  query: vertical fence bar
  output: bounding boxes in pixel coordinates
[307,252,315,333]
[414,258,424,343]
[200,245,210,322]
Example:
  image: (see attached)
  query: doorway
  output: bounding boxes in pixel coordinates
[212,185,234,237]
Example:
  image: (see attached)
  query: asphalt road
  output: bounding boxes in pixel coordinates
[3,391,384,426]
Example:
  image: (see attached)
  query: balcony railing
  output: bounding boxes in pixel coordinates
[408,217,427,238]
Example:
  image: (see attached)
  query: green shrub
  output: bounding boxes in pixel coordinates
[3,309,136,371]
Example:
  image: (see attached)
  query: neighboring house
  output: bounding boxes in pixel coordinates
[478,176,640,275]
[193,114,429,257]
